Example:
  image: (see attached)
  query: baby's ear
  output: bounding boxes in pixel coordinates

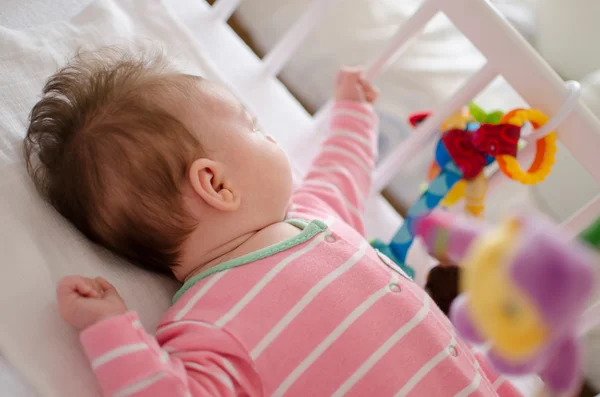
[188,158,240,211]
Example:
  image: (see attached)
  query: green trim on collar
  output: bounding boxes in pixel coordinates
[172,219,327,303]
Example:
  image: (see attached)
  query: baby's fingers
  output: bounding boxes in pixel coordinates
[96,277,117,293]
[95,277,125,302]
[75,279,100,298]
[57,275,98,299]
[337,66,364,83]
[360,79,380,104]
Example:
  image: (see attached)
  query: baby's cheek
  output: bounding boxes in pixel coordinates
[269,157,294,205]
[279,152,294,190]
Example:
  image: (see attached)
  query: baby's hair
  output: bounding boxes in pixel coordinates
[24,47,203,275]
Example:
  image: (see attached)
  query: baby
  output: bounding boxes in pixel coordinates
[24,49,523,397]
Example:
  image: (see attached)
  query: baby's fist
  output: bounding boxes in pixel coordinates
[57,276,128,331]
[334,67,379,104]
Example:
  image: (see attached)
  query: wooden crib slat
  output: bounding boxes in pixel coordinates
[312,0,439,126]
[365,0,440,81]
[212,0,243,21]
[372,63,498,193]
[579,299,600,337]
[563,195,600,234]
[262,0,343,77]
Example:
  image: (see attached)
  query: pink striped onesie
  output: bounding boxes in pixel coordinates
[80,101,523,397]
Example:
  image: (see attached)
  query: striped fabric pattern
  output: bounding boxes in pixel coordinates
[79,102,522,397]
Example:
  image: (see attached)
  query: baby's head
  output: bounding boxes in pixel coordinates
[25,49,292,279]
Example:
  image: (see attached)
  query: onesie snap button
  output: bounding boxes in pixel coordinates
[448,345,458,357]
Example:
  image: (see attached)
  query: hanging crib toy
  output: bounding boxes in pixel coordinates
[415,211,599,394]
[371,102,560,275]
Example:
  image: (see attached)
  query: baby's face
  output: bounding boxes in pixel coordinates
[177,77,293,222]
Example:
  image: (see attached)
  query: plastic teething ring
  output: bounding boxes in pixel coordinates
[496,109,557,185]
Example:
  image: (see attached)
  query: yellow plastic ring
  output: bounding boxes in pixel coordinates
[496,109,557,185]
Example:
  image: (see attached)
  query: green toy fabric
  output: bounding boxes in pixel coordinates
[580,217,600,250]
[468,103,504,124]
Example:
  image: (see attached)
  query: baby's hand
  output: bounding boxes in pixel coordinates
[56,276,128,331]
[334,66,379,104]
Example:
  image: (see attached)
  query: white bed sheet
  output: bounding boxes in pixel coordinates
[0,357,37,397]
[0,1,219,396]
[0,0,92,29]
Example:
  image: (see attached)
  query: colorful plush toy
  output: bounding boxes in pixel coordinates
[417,104,502,217]
[371,104,558,277]
[415,211,598,393]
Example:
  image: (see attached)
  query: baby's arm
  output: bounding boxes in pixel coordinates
[289,68,379,235]
[57,276,260,397]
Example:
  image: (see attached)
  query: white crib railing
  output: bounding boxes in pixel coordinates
[363,0,438,81]
[208,0,600,232]
[262,0,343,77]
[211,0,242,22]
[192,2,600,391]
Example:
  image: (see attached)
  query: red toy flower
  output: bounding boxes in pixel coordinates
[441,124,521,179]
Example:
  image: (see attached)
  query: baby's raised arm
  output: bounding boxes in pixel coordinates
[289,68,380,235]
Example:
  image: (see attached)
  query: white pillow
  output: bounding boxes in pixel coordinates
[0,1,214,396]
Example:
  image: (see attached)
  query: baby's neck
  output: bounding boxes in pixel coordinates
[180,221,301,282]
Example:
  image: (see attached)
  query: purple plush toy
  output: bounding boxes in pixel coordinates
[416,212,597,393]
